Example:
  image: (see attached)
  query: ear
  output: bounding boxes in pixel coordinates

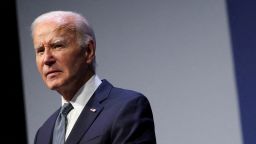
[84,39,95,64]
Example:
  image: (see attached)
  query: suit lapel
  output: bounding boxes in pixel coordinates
[65,102,103,144]
[38,109,59,144]
[65,80,113,144]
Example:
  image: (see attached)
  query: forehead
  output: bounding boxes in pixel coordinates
[33,21,77,46]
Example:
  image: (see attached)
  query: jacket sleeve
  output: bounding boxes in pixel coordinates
[34,128,39,144]
[110,95,157,144]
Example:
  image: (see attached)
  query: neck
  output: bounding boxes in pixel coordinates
[58,71,94,101]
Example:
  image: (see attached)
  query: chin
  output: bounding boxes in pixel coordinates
[46,81,62,90]
[47,84,58,90]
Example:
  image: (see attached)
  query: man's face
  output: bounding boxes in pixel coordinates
[33,21,87,92]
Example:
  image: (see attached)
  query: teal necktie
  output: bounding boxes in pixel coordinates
[52,103,73,144]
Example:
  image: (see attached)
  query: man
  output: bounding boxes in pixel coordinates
[32,10,156,144]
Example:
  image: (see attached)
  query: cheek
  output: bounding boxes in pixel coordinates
[64,57,84,74]
[64,58,78,72]
[36,57,44,74]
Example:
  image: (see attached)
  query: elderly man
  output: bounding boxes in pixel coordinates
[32,10,156,144]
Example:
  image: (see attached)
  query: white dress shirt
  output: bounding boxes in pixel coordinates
[61,74,102,140]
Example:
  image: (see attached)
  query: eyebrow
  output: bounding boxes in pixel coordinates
[35,37,66,49]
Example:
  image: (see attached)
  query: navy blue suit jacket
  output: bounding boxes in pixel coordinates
[34,80,156,144]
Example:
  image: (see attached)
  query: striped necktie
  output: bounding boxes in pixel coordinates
[52,103,73,144]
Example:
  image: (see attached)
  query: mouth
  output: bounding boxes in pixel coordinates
[45,70,61,78]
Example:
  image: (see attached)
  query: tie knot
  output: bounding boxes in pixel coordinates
[61,103,73,116]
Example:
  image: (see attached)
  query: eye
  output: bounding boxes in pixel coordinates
[36,47,44,55]
[52,41,65,49]
[53,43,63,49]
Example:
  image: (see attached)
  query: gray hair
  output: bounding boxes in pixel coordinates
[31,10,96,71]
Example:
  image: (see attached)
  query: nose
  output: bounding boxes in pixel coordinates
[43,49,55,66]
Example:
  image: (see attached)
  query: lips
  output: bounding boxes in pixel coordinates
[45,70,61,78]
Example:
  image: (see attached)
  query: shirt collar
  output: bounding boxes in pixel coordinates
[61,74,102,109]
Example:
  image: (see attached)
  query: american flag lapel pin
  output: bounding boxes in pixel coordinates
[90,108,97,112]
